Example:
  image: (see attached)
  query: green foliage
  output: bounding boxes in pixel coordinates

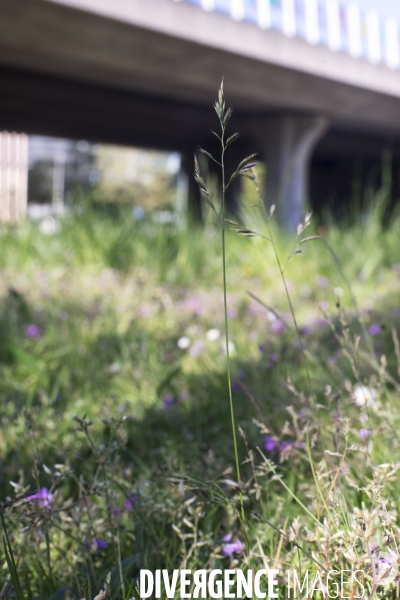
[2,94,400,597]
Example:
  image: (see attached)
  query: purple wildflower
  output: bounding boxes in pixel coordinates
[125,494,137,509]
[258,344,266,353]
[163,394,174,409]
[265,436,279,452]
[111,506,121,515]
[26,324,41,338]
[189,340,204,357]
[222,538,245,557]
[94,538,107,551]
[301,325,314,335]
[271,320,284,334]
[373,554,398,584]
[280,440,295,451]
[316,276,329,289]
[357,428,372,439]
[231,381,241,393]
[269,352,279,362]
[28,487,53,508]
[319,300,329,311]
[316,318,329,328]
[222,533,233,542]
[369,323,381,335]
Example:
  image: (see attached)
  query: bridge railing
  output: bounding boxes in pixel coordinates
[174,0,400,70]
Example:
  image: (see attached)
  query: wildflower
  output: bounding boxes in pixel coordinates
[163,394,174,409]
[280,440,294,451]
[231,381,241,393]
[125,494,137,509]
[316,276,329,288]
[301,325,313,335]
[106,363,120,375]
[222,538,245,557]
[333,286,343,298]
[26,324,41,338]
[189,340,204,356]
[28,487,53,508]
[269,352,279,362]
[281,440,305,451]
[177,336,191,349]
[373,553,399,585]
[369,323,381,335]
[271,320,284,334]
[265,436,279,452]
[206,328,220,341]
[316,318,329,328]
[353,384,378,409]
[357,428,372,439]
[221,341,235,355]
[222,533,233,542]
[258,344,266,353]
[319,300,329,311]
[94,538,107,551]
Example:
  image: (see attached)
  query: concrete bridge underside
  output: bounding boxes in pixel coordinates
[1,0,400,227]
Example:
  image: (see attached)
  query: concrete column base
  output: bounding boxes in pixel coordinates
[252,115,329,230]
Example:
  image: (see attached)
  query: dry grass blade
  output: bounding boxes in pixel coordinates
[194,154,217,215]
[236,153,258,171]
[226,132,240,148]
[230,227,258,237]
[300,235,321,244]
[247,291,291,330]
[198,147,221,166]
[226,153,259,189]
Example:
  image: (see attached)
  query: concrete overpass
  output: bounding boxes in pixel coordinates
[1,0,400,226]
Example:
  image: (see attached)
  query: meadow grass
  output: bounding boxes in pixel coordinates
[1,94,400,598]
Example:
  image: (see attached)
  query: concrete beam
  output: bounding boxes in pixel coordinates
[0,0,400,133]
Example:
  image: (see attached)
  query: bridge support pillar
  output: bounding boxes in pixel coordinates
[256,115,329,230]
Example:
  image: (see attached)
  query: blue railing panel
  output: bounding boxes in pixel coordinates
[174,0,400,71]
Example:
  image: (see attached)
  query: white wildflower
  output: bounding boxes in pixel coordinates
[333,286,343,297]
[221,341,236,355]
[40,216,57,235]
[353,384,378,408]
[206,328,220,341]
[177,336,191,350]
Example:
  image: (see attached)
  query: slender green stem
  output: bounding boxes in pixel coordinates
[220,131,246,530]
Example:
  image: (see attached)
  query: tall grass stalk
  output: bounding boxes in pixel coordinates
[195,81,258,536]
